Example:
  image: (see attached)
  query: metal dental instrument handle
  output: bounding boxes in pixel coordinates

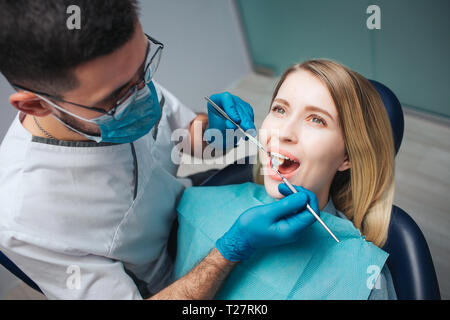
[271,166,340,243]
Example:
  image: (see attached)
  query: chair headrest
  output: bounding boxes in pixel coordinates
[368,80,404,155]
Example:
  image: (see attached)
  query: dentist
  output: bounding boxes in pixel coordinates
[0,0,314,299]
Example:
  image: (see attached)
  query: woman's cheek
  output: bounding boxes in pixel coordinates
[260,117,280,139]
[293,132,344,190]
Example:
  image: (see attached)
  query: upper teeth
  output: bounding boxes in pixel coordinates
[270,152,295,167]
[271,152,291,161]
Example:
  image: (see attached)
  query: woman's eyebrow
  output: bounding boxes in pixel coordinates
[304,105,335,121]
[273,98,335,121]
[273,98,290,106]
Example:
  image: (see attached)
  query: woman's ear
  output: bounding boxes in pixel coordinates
[9,91,52,117]
[337,154,351,172]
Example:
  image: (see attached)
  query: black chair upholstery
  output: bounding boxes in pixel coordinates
[201,159,254,187]
[382,206,441,299]
[369,80,404,156]
[368,80,440,299]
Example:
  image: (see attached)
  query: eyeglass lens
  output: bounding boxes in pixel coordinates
[113,38,162,120]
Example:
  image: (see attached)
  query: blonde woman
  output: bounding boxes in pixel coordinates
[174,59,397,300]
[257,59,395,248]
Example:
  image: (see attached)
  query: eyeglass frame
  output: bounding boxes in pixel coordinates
[11,33,164,120]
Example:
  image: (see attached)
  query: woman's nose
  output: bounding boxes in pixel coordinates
[277,119,298,144]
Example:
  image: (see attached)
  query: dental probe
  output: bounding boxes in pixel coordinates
[270,157,340,243]
[204,96,339,243]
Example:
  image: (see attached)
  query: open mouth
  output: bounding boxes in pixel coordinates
[270,152,300,175]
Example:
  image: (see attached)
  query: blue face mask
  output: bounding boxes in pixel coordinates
[37,82,161,144]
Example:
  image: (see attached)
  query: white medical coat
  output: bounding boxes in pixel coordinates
[0,82,197,299]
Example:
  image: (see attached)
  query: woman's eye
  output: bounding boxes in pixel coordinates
[310,114,326,126]
[271,105,285,115]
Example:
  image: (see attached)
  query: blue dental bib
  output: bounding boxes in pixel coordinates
[175,182,388,300]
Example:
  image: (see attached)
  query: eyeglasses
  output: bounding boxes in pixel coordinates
[12,33,163,121]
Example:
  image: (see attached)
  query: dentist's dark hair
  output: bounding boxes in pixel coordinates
[0,0,140,97]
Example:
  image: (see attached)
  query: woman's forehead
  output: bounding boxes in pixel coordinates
[276,69,338,118]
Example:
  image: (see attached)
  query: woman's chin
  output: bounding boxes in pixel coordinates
[263,170,306,199]
[263,176,284,199]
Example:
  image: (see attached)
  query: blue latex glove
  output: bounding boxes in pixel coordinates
[205,92,256,150]
[216,184,320,261]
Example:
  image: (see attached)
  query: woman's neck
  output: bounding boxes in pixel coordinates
[317,191,330,212]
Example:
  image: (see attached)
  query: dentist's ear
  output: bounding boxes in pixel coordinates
[337,154,351,172]
[9,91,52,117]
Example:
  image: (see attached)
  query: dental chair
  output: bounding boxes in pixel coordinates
[0,81,441,300]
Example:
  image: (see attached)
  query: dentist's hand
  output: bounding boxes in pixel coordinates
[205,92,256,150]
[216,184,319,261]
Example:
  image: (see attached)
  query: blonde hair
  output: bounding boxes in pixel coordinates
[255,59,395,247]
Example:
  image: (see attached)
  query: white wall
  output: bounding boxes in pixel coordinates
[0,76,17,140]
[0,0,250,296]
[138,0,251,113]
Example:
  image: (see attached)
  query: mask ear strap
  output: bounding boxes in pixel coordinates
[35,93,97,124]
[50,114,102,143]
